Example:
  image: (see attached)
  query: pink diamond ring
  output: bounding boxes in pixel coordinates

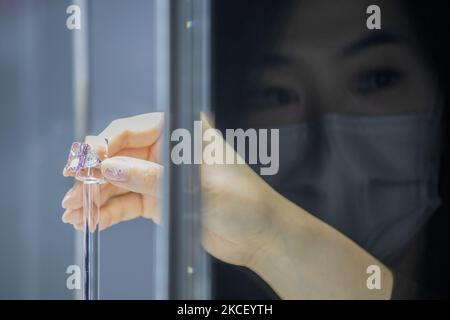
[64,138,109,182]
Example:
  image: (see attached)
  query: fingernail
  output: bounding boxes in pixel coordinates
[102,158,129,182]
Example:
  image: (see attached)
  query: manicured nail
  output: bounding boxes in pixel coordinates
[102,158,129,182]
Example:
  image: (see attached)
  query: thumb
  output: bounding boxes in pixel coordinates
[101,156,163,196]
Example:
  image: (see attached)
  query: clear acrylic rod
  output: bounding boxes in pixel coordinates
[68,139,108,300]
[82,178,100,300]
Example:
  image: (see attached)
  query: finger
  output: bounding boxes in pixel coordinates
[86,112,164,157]
[100,156,163,196]
[61,181,82,208]
[63,113,163,177]
[62,209,83,225]
[64,192,159,231]
[99,193,158,231]
[62,167,72,177]
[62,207,99,232]
[62,206,98,231]
[148,136,162,163]
[62,145,153,201]
[63,146,153,178]
[61,145,160,208]
[74,222,83,231]
[115,147,150,160]
[61,181,83,209]
[62,181,129,210]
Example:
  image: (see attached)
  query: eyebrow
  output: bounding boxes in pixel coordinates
[338,31,410,58]
[253,31,410,68]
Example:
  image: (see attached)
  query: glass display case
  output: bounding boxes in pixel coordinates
[1,0,449,301]
[0,0,212,299]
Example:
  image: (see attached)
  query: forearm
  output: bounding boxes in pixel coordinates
[248,193,393,300]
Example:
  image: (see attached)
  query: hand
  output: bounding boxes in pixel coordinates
[62,113,164,231]
[61,112,280,268]
[61,112,394,299]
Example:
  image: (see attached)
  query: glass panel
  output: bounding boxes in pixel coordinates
[0,0,75,299]
[3,0,448,301]
[210,0,449,299]
[0,0,164,299]
[158,0,211,299]
[86,0,158,300]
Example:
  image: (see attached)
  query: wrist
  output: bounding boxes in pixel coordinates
[246,190,310,298]
[246,190,394,299]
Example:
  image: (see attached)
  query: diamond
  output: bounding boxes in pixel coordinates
[65,142,101,174]
[85,147,101,167]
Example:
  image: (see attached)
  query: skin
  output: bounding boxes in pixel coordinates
[62,112,393,299]
[62,0,440,299]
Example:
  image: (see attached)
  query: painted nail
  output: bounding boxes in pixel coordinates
[102,158,129,182]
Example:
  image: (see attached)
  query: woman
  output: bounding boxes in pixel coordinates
[61,0,450,299]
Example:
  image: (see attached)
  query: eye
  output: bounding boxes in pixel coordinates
[247,87,300,108]
[353,68,404,94]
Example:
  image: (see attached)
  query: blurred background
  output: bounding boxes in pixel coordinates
[0,0,158,299]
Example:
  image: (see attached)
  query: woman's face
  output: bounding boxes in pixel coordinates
[243,0,440,126]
